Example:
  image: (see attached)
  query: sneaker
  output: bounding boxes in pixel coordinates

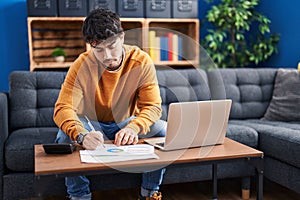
[69,193,92,200]
[138,192,162,200]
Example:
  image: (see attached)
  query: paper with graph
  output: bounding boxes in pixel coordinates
[80,144,158,163]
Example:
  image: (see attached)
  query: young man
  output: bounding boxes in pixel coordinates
[53,8,166,200]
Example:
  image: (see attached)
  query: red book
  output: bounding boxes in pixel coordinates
[167,32,173,61]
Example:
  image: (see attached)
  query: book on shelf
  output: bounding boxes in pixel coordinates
[154,36,160,62]
[160,37,168,61]
[167,32,173,61]
[172,33,178,62]
[178,36,183,61]
[148,31,184,62]
[148,30,156,60]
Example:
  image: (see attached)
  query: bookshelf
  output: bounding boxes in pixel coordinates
[27,17,199,71]
[145,18,199,67]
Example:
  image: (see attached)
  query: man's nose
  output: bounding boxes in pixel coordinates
[103,49,112,59]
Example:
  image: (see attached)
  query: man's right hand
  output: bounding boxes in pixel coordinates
[82,131,104,150]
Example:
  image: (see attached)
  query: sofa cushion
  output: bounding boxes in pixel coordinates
[264,157,300,194]
[207,68,277,119]
[263,69,300,121]
[226,123,259,148]
[229,120,300,168]
[9,71,66,131]
[230,119,300,131]
[157,68,211,120]
[259,126,300,169]
[5,127,58,171]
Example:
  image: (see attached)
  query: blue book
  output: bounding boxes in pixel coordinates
[160,37,169,61]
[178,36,183,60]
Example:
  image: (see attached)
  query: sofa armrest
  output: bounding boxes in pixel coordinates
[0,92,9,162]
[0,92,8,196]
[0,92,9,142]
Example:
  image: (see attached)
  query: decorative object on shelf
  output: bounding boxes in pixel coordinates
[172,0,198,18]
[202,0,280,68]
[88,0,116,13]
[145,0,171,18]
[52,48,66,62]
[27,0,58,17]
[118,0,144,17]
[58,0,87,17]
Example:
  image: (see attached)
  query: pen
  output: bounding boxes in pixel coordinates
[84,115,105,148]
[84,115,95,131]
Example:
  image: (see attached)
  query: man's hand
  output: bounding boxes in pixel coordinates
[82,131,104,150]
[114,127,138,146]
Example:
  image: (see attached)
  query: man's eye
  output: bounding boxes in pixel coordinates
[96,49,104,52]
[108,45,116,49]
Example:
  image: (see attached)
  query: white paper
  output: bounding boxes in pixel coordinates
[80,144,159,163]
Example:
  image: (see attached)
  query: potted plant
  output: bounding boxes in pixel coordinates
[51,47,66,62]
[202,0,280,68]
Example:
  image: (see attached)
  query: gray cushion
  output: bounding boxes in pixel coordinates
[263,69,300,121]
[9,71,66,131]
[264,157,300,194]
[226,123,259,148]
[230,119,300,131]
[229,120,300,168]
[157,69,211,120]
[5,127,58,171]
[259,126,300,169]
[207,68,277,119]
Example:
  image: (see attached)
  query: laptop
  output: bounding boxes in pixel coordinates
[144,99,232,151]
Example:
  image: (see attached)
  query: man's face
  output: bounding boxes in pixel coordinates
[92,33,124,70]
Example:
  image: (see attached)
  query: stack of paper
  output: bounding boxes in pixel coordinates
[80,144,158,163]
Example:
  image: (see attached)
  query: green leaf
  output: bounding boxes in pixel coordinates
[236,33,245,41]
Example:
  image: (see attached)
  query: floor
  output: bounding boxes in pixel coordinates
[26,178,300,200]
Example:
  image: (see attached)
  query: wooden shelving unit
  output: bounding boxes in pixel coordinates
[121,18,145,48]
[145,18,199,67]
[27,17,85,71]
[27,17,199,71]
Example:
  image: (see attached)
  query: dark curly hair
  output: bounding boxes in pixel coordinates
[82,8,124,47]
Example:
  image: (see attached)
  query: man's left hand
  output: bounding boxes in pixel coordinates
[114,127,138,146]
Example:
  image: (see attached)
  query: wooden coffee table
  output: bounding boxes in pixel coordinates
[35,138,264,200]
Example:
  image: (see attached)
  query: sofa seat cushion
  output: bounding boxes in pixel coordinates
[226,123,259,148]
[259,127,300,168]
[229,120,300,168]
[5,127,58,171]
[230,119,300,131]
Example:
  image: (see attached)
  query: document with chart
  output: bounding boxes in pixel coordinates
[80,144,158,163]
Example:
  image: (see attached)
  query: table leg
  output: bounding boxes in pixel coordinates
[248,157,264,200]
[257,169,263,200]
[35,175,56,199]
[35,176,43,200]
[212,163,218,200]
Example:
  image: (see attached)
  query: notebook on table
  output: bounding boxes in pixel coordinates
[144,100,232,151]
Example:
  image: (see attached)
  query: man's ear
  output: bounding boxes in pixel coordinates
[120,32,125,42]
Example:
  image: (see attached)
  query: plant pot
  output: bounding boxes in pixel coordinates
[54,56,65,62]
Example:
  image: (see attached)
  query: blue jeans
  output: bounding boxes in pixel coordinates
[55,117,166,197]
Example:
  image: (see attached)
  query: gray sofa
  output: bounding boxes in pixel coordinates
[0,68,299,199]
